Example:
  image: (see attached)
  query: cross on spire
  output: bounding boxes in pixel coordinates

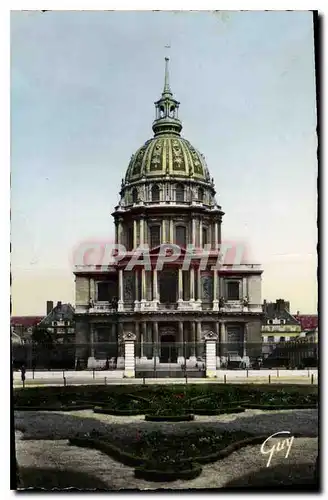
[152,57,182,137]
[163,57,172,96]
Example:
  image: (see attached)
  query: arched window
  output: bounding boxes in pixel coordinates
[198,187,204,202]
[132,188,138,204]
[279,336,286,342]
[151,184,160,202]
[175,225,187,247]
[150,226,161,249]
[176,183,184,203]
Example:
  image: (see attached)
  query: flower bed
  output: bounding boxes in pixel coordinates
[14,383,317,414]
[69,429,264,481]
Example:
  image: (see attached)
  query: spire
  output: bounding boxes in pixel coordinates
[163,57,172,96]
[152,57,182,137]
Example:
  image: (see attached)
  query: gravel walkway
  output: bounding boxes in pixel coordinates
[15,409,319,490]
[16,431,318,490]
[15,408,319,441]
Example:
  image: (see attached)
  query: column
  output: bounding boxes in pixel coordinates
[143,218,148,246]
[142,321,147,359]
[199,218,203,247]
[153,322,159,361]
[140,217,144,246]
[190,267,195,302]
[153,268,159,303]
[111,323,116,358]
[196,321,202,357]
[178,321,184,360]
[220,322,227,360]
[214,222,219,249]
[243,323,248,359]
[204,331,218,378]
[117,323,125,368]
[169,218,174,243]
[213,269,219,310]
[141,268,146,302]
[133,220,137,249]
[197,267,202,303]
[178,268,183,302]
[90,323,95,358]
[135,321,140,359]
[190,321,196,360]
[134,270,139,308]
[192,218,196,247]
[162,219,166,243]
[215,321,221,367]
[123,332,136,378]
[118,269,124,311]
[242,277,248,306]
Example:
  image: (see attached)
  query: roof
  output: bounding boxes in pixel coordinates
[124,136,211,184]
[38,303,75,326]
[11,316,44,328]
[264,307,300,325]
[294,315,318,331]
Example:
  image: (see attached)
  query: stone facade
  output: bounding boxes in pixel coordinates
[73,58,264,374]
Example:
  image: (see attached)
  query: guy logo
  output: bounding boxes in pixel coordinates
[260,431,294,467]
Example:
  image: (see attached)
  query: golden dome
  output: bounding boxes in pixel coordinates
[125,135,211,184]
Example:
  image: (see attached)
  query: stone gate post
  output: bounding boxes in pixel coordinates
[203,331,218,378]
[123,332,136,378]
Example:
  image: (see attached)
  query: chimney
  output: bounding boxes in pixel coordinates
[276,299,285,312]
[56,301,62,309]
[46,301,53,315]
[297,310,300,316]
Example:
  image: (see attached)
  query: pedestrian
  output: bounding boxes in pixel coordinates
[21,364,26,386]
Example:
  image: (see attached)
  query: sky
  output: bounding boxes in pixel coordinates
[10,10,318,315]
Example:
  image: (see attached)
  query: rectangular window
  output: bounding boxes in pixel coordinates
[127,227,134,251]
[97,280,117,301]
[175,225,187,247]
[150,226,161,248]
[202,228,208,246]
[227,281,240,300]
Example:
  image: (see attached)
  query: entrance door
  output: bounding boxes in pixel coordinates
[160,334,177,363]
[159,269,178,303]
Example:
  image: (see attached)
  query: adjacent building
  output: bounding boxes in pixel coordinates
[74,58,264,374]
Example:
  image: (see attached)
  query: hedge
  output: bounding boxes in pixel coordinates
[69,437,145,467]
[134,463,202,482]
[241,403,318,411]
[14,404,94,412]
[144,414,195,422]
[93,407,144,416]
[190,407,245,416]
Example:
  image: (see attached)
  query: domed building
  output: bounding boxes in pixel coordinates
[74,58,263,375]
